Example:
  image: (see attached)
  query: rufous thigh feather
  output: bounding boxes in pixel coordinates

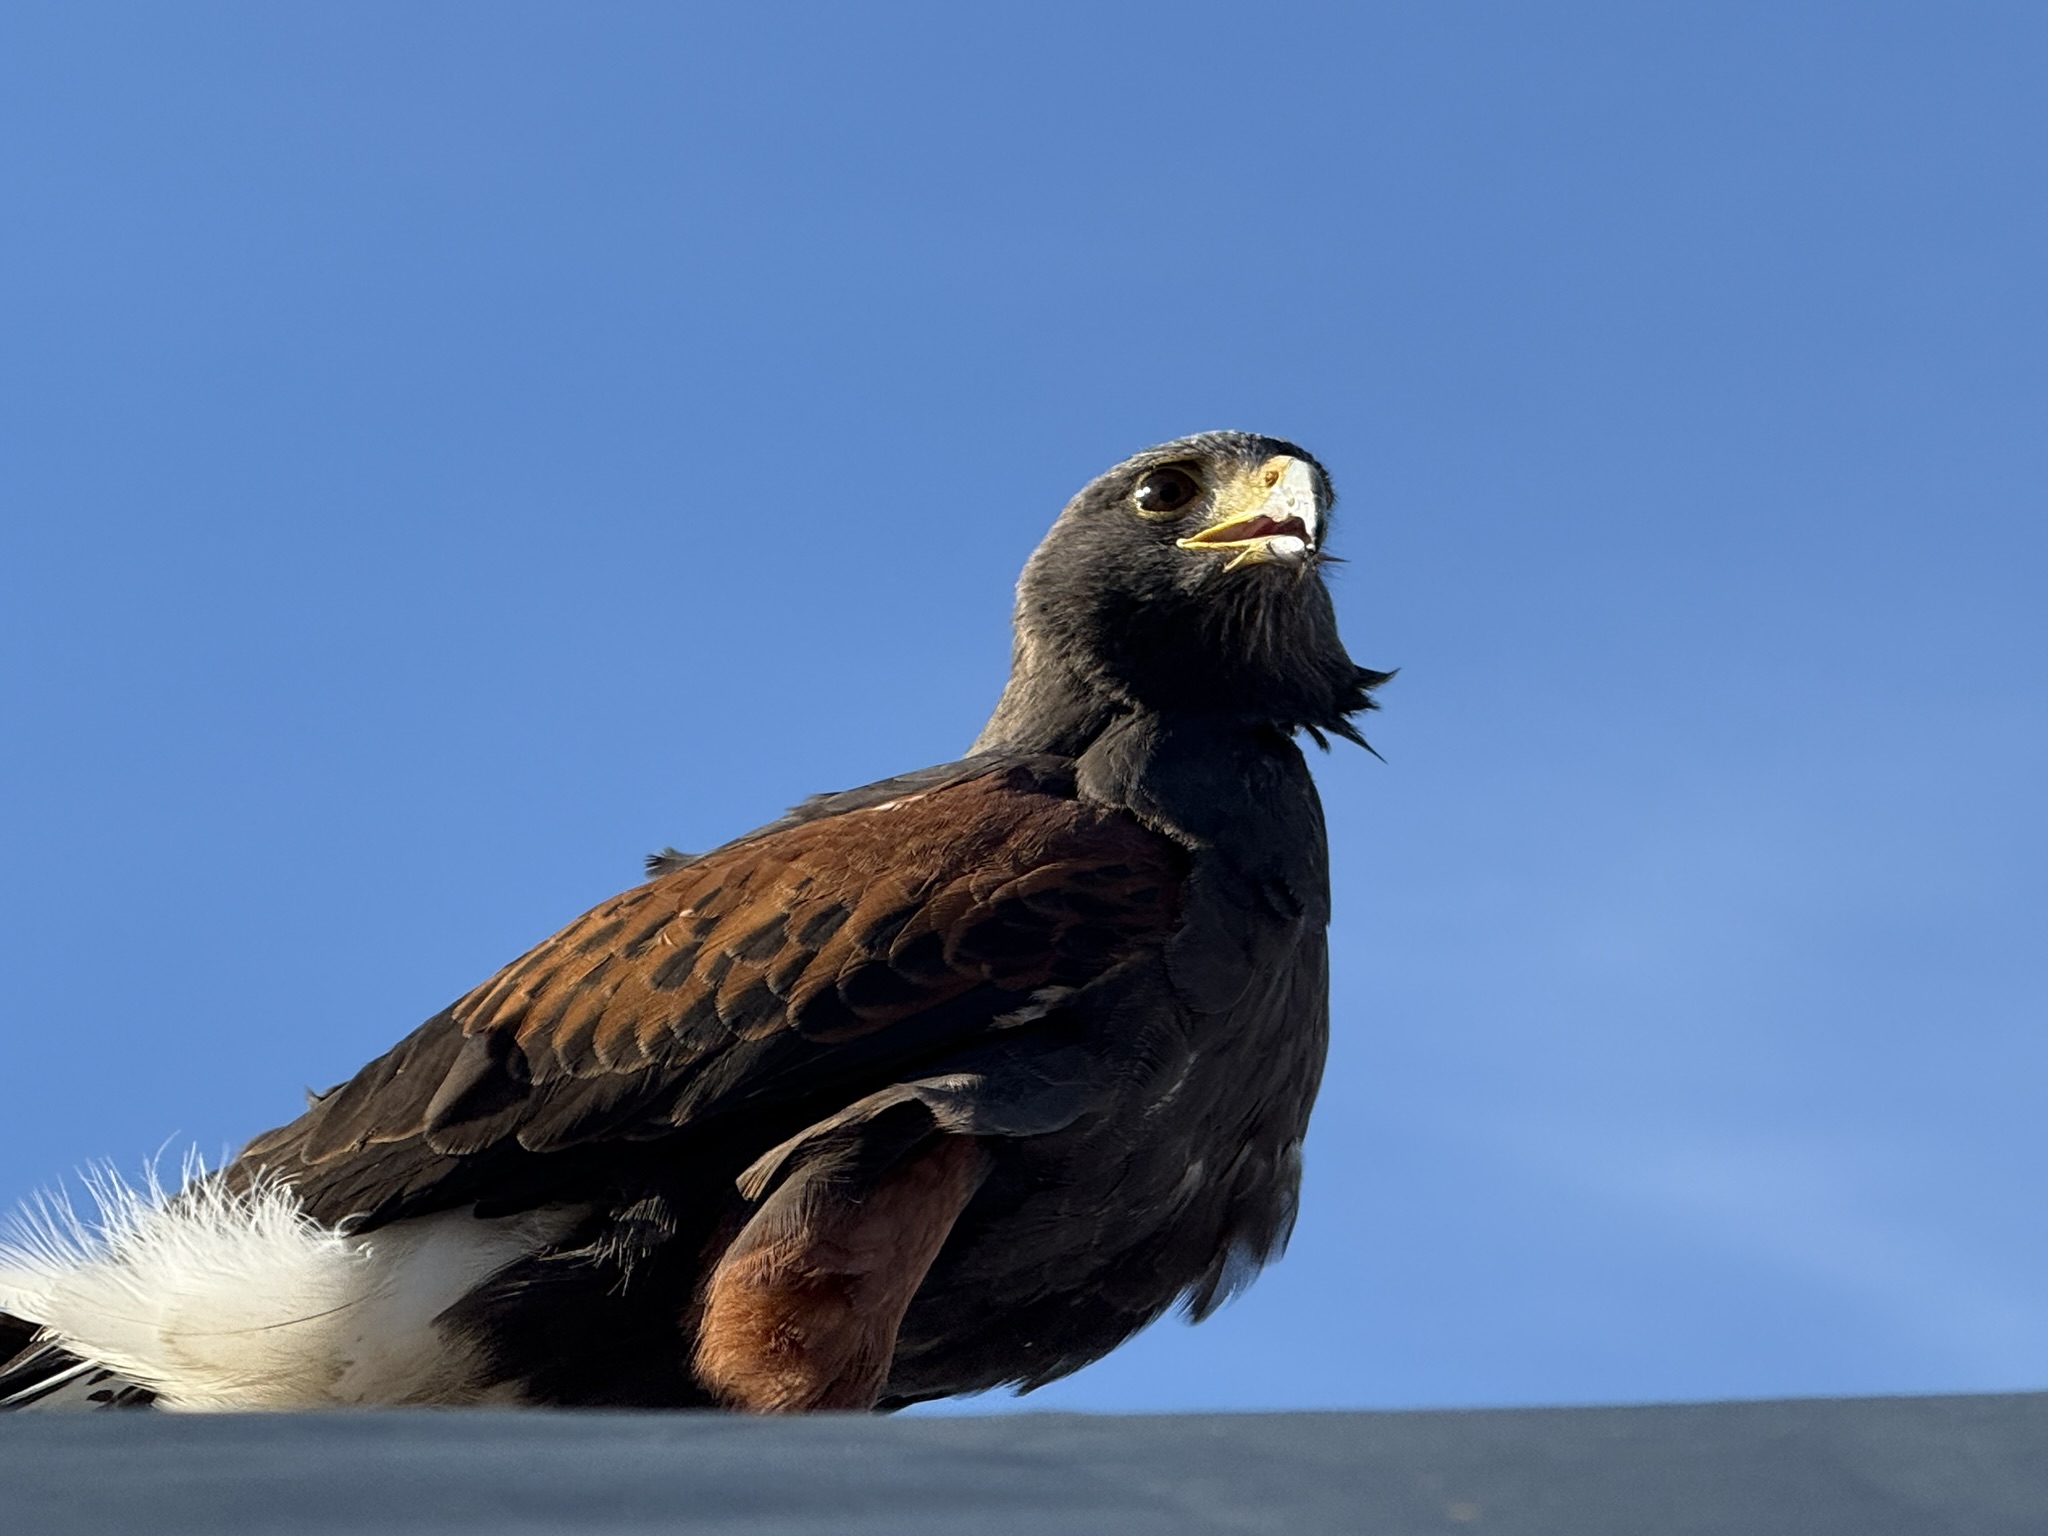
[695,1137,989,1412]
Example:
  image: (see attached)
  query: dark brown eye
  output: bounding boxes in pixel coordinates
[1133,466,1201,516]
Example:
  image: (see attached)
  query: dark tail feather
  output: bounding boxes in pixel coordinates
[0,1313,155,1410]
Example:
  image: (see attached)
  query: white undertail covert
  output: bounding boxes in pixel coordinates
[0,1162,577,1409]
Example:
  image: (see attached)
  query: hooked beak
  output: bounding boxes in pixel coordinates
[1175,455,1321,571]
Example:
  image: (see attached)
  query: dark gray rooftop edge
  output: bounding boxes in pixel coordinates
[5,1390,2044,1535]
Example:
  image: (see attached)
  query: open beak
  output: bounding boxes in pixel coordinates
[1176,455,1321,572]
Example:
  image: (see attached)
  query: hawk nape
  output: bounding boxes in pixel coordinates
[0,431,1387,1411]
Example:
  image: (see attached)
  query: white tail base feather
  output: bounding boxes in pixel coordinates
[0,1163,578,1409]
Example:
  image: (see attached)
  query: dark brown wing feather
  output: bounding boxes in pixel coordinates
[239,759,1186,1226]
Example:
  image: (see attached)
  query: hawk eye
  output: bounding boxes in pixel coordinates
[1133,466,1201,516]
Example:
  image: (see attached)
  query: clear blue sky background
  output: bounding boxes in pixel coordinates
[3,4,2043,1413]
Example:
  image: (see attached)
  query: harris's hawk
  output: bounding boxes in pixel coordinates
[0,431,1387,1411]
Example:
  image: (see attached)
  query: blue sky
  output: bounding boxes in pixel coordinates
[2,4,2042,1412]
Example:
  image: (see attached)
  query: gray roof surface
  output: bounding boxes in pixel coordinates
[5,1391,2044,1535]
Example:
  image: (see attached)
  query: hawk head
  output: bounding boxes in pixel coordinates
[977,431,1389,753]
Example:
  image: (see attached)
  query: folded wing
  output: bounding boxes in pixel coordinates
[238,758,1189,1229]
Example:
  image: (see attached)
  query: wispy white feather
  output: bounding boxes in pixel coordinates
[0,1158,578,1409]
